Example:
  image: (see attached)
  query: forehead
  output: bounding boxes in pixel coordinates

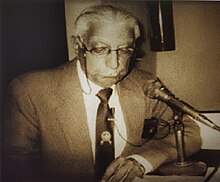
[85,21,135,47]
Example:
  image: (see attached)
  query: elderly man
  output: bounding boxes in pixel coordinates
[3,4,201,182]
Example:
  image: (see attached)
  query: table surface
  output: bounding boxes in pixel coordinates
[133,167,220,182]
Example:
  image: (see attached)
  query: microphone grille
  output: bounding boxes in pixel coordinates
[144,79,163,98]
[144,78,172,101]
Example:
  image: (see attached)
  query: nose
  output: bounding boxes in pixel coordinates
[106,50,119,69]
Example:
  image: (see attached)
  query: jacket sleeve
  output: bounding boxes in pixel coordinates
[136,97,202,170]
[120,70,202,171]
[2,78,42,181]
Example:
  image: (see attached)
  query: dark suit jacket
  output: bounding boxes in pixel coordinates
[3,60,201,181]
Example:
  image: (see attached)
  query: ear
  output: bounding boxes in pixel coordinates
[71,35,86,63]
[71,36,83,55]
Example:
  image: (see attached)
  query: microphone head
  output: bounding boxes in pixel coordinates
[143,79,162,98]
[144,78,172,101]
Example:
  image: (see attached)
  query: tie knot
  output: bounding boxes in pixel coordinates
[96,88,113,103]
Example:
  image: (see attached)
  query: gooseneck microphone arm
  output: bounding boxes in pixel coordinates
[144,79,220,132]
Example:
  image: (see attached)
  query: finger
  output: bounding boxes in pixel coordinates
[109,166,131,182]
[108,159,134,182]
[101,157,126,181]
[117,159,144,182]
[114,169,136,182]
[128,159,145,177]
[118,168,132,182]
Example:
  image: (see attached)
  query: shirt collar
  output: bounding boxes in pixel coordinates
[76,60,116,95]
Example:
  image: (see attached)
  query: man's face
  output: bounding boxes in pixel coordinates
[79,21,136,88]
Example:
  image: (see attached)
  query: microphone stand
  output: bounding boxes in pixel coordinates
[159,109,207,176]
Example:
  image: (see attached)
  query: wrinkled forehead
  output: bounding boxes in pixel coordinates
[83,20,136,47]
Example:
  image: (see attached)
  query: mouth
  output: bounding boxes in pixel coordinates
[105,75,118,78]
[104,71,123,78]
[103,74,121,79]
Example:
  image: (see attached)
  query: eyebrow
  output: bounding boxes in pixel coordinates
[89,41,109,47]
[89,41,135,48]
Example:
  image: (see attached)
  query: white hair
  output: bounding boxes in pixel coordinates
[74,5,140,41]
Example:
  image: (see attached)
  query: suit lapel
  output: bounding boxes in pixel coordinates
[54,60,94,175]
[117,76,146,148]
[52,61,147,172]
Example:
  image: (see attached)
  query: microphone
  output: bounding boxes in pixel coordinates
[144,79,220,132]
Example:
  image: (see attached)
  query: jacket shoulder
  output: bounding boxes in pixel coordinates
[120,68,155,92]
[7,61,75,95]
[130,68,155,82]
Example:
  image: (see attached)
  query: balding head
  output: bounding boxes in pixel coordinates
[73,5,140,42]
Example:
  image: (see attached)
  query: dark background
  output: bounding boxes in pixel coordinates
[1,0,68,105]
[1,1,68,177]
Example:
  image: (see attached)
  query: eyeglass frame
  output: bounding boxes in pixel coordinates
[76,36,136,58]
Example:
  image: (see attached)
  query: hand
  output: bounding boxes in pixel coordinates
[101,156,145,182]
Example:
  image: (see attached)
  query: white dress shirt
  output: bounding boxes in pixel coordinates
[76,60,153,173]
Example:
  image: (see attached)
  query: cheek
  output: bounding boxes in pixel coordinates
[85,55,131,75]
[85,56,105,73]
[119,59,131,71]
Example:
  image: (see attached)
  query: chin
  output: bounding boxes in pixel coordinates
[95,73,126,87]
[102,81,117,88]
[99,79,118,88]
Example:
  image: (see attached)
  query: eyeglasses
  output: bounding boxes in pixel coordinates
[78,37,135,58]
